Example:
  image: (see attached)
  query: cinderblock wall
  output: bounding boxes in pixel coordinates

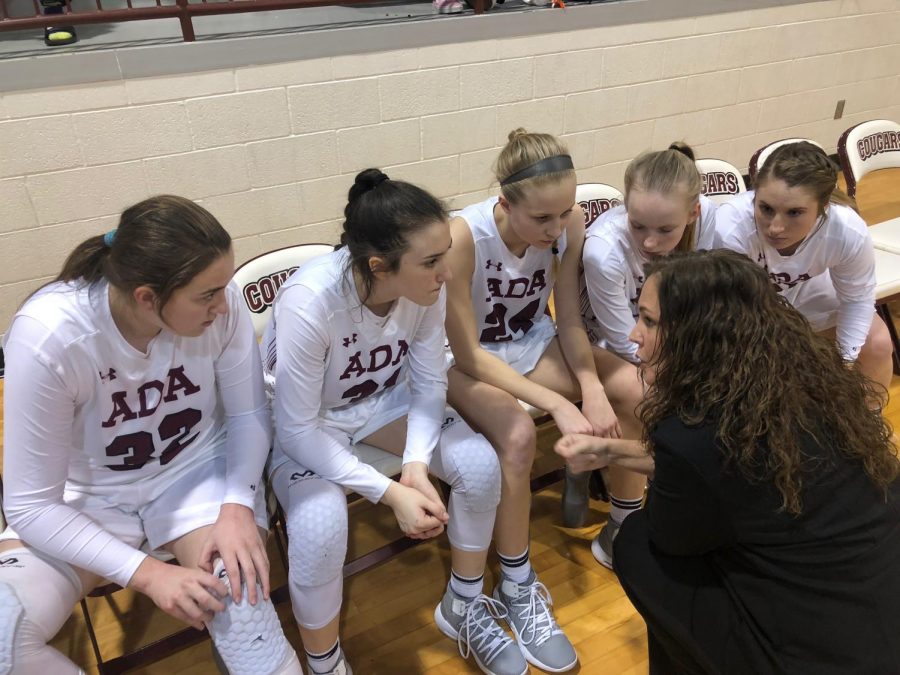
[1,0,898,329]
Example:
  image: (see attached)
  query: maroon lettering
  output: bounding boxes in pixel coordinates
[486,269,550,299]
[102,391,137,428]
[390,340,409,366]
[702,171,741,196]
[856,131,900,161]
[162,366,201,402]
[506,278,530,299]
[242,266,299,314]
[339,341,409,380]
[368,345,393,372]
[580,198,622,229]
[158,408,202,465]
[104,408,202,471]
[340,352,366,380]
[137,380,164,418]
[528,270,547,296]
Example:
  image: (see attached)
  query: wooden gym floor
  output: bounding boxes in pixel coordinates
[1,169,898,674]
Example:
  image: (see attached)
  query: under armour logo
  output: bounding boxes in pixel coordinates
[485,260,503,271]
[342,334,358,347]
[290,470,316,482]
[0,557,19,566]
[218,568,228,579]
[99,368,117,382]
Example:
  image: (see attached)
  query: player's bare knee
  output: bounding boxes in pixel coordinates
[496,415,536,477]
[862,323,894,363]
[285,479,347,588]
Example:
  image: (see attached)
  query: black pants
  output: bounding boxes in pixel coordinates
[613,512,769,675]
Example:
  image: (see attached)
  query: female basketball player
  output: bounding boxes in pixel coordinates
[0,196,302,674]
[442,129,644,671]
[581,142,717,364]
[265,169,524,675]
[569,143,717,563]
[716,141,893,392]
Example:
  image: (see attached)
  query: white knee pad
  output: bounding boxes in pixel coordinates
[434,417,502,552]
[283,477,348,588]
[0,548,84,674]
[274,471,348,629]
[288,574,343,630]
[207,560,302,675]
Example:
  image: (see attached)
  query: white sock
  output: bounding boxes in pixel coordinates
[449,570,484,599]
[609,494,643,525]
[498,548,532,584]
[306,639,340,674]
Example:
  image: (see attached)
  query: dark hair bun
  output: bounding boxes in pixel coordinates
[668,141,696,161]
[348,168,390,205]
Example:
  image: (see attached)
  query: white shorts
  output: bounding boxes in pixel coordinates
[0,454,268,553]
[268,380,411,477]
[476,315,557,376]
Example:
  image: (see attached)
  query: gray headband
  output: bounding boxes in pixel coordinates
[500,154,574,186]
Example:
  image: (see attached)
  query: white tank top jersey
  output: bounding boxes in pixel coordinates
[459,196,567,345]
[581,195,717,362]
[715,190,876,360]
[2,280,269,585]
[263,248,447,502]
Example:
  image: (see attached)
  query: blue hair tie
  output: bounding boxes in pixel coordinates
[103,230,117,247]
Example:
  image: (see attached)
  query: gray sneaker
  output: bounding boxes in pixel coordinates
[434,588,528,675]
[492,572,578,672]
[591,520,620,570]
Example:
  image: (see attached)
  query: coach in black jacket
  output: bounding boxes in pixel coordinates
[556,249,900,675]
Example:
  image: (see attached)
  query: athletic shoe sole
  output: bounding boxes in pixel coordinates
[591,534,614,570]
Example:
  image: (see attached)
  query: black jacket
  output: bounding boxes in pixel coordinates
[645,415,900,675]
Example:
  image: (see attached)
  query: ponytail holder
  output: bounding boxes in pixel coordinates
[374,172,389,187]
[103,230,117,247]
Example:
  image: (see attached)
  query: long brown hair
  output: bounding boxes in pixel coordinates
[53,195,231,311]
[640,249,897,514]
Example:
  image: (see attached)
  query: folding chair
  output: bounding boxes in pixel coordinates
[576,183,624,231]
[837,120,900,373]
[695,158,747,205]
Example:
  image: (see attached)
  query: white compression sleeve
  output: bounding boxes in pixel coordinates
[3,327,147,588]
[216,285,272,508]
[403,289,449,467]
[273,287,392,503]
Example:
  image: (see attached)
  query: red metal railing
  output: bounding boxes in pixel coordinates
[0,0,487,42]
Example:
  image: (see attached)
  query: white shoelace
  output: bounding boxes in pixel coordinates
[511,580,562,648]
[458,595,515,666]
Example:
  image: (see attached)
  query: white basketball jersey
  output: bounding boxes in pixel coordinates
[459,196,566,345]
[3,280,249,501]
[263,248,441,411]
[263,249,447,491]
[715,190,875,358]
[581,195,717,360]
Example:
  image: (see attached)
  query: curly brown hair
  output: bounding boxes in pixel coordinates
[640,249,897,514]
